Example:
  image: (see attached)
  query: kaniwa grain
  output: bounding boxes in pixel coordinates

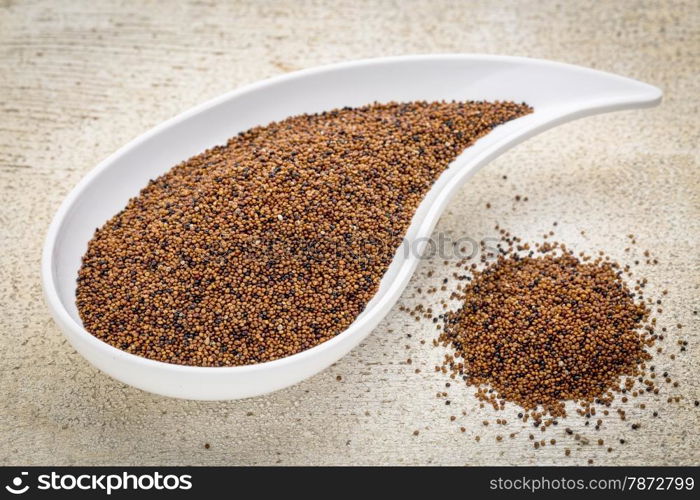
[440,241,654,418]
[77,100,532,366]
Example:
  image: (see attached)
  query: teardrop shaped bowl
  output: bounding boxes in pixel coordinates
[42,55,662,400]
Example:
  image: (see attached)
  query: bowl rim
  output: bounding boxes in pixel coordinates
[41,52,658,375]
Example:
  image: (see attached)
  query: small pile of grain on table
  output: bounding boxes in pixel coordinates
[440,239,654,419]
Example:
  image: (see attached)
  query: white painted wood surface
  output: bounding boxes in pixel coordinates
[1,0,698,465]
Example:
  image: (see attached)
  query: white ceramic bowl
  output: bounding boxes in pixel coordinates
[42,55,661,400]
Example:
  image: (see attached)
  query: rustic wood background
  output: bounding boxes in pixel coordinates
[1,0,698,465]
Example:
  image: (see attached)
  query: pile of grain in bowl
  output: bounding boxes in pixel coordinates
[76,100,533,366]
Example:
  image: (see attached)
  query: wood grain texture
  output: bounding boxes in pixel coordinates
[1,0,698,465]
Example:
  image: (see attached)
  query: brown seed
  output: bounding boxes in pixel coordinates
[439,245,652,418]
[76,101,531,366]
